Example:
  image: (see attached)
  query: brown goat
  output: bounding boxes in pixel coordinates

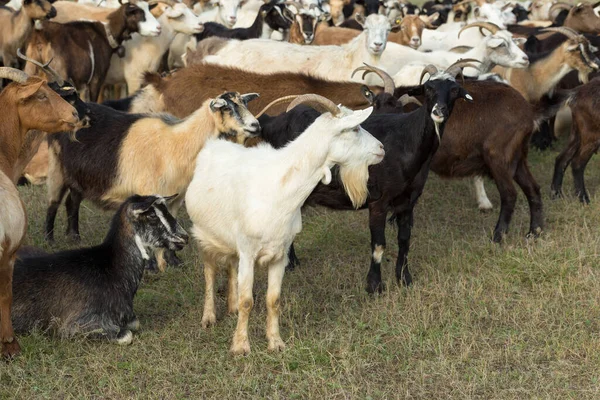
[23,3,146,102]
[0,0,56,68]
[133,63,379,116]
[288,8,320,44]
[551,78,600,203]
[0,68,79,358]
[549,2,600,34]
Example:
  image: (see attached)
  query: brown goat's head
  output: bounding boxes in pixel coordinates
[295,11,319,44]
[564,2,600,34]
[545,27,600,83]
[22,0,56,20]
[0,69,79,134]
[107,2,147,41]
[210,92,261,143]
[394,14,437,49]
[452,2,471,22]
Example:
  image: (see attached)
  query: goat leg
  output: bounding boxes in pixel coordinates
[163,249,183,268]
[571,142,599,204]
[394,207,414,287]
[514,160,544,237]
[285,244,300,271]
[551,125,580,199]
[65,190,83,242]
[366,203,388,294]
[489,166,518,243]
[0,253,20,358]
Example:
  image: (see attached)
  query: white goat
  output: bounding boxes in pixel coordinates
[186,94,384,355]
[197,0,247,28]
[104,1,204,92]
[202,14,395,84]
[390,22,529,86]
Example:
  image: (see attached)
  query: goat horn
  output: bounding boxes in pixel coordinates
[17,48,64,86]
[445,58,481,78]
[147,0,176,6]
[593,0,600,8]
[254,95,302,118]
[398,94,422,107]
[287,94,341,116]
[458,21,500,38]
[0,67,29,84]
[351,63,395,95]
[549,2,572,18]
[542,26,581,40]
[419,65,439,84]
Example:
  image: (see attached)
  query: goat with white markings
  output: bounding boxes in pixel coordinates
[44,92,260,272]
[186,94,384,355]
[12,195,188,344]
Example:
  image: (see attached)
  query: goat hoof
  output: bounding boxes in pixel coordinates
[230,340,251,356]
[268,337,286,352]
[44,234,55,244]
[126,318,140,332]
[399,272,412,287]
[164,250,183,268]
[116,330,133,345]
[201,313,217,329]
[550,189,562,199]
[366,280,385,294]
[526,227,543,239]
[67,234,81,243]
[492,232,504,243]
[145,257,159,272]
[2,339,21,359]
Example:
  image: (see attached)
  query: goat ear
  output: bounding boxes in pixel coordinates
[128,199,157,218]
[166,6,184,18]
[361,85,374,105]
[391,18,402,32]
[460,88,474,102]
[241,93,259,104]
[337,107,373,131]
[162,193,179,203]
[486,38,504,48]
[16,80,45,101]
[355,13,366,26]
[210,98,228,111]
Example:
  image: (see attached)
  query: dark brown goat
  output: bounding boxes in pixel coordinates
[135,63,379,116]
[551,78,600,203]
[549,2,600,34]
[23,3,146,101]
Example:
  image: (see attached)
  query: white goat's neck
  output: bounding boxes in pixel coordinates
[274,121,335,209]
[463,42,492,73]
[343,32,382,69]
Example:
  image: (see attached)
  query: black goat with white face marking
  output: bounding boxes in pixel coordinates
[12,194,188,344]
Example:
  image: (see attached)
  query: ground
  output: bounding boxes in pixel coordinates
[3,142,600,399]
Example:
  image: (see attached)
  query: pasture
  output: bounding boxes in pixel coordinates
[3,142,600,399]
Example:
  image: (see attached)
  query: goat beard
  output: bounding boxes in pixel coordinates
[339,163,370,209]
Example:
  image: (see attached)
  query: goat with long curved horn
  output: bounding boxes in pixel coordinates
[17,48,64,86]
[458,21,501,38]
[351,63,395,95]
[0,67,29,84]
[542,26,581,40]
[287,94,341,116]
[419,65,439,84]
[445,58,482,79]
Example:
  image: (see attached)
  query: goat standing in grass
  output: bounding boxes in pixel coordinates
[186,94,384,355]
[12,195,188,344]
[0,67,79,358]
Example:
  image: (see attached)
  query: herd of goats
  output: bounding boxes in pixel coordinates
[0,0,599,358]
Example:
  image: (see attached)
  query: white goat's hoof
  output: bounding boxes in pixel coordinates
[201,313,217,329]
[230,340,251,356]
[116,330,133,345]
[268,337,286,352]
[478,201,493,212]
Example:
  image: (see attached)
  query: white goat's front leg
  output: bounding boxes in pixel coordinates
[201,254,218,328]
[266,258,286,352]
[231,253,254,356]
[227,259,238,315]
[474,176,493,212]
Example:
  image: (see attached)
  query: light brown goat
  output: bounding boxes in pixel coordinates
[0,68,79,358]
[0,0,56,68]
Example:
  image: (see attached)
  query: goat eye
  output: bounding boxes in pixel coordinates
[37,93,47,101]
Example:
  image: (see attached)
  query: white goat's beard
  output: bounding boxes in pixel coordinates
[340,163,370,209]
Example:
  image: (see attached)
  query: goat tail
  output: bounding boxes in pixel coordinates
[532,89,576,131]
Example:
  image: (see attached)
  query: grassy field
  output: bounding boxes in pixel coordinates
[2,139,600,399]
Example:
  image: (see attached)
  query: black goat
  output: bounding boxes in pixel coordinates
[195,0,292,41]
[12,194,188,343]
[258,61,474,292]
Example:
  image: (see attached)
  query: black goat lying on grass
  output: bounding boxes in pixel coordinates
[12,194,188,344]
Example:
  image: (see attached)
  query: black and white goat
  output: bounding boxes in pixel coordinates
[12,194,188,344]
[257,60,474,292]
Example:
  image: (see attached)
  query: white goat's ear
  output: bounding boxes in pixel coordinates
[210,98,228,111]
[487,37,505,48]
[165,6,185,18]
[337,107,373,131]
[513,37,526,46]
[355,13,366,27]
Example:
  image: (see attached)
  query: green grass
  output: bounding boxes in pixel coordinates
[3,139,600,399]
